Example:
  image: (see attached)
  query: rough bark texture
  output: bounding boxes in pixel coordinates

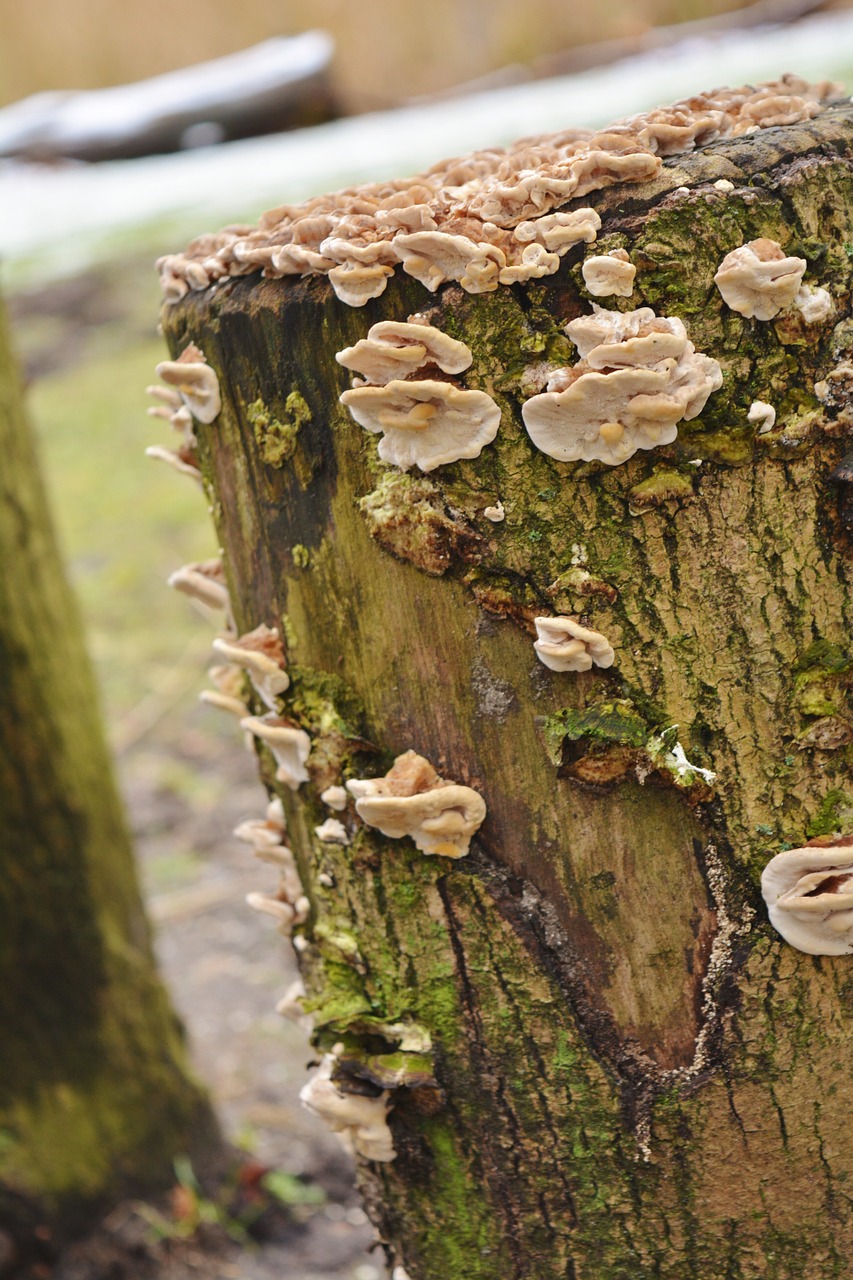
[0,297,218,1240]
[163,106,853,1279]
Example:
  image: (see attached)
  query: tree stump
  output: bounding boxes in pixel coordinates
[156,83,853,1278]
[0,296,218,1247]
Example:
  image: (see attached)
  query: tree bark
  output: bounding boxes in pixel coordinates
[162,106,853,1278]
[0,296,219,1244]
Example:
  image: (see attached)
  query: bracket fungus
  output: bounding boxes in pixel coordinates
[336,319,472,385]
[158,78,836,307]
[346,749,486,859]
[713,238,807,320]
[144,442,202,481]
[212,624,288,709]
[533,615,616,672]
[320,784,348,810]
[522,305,722,465]
[748,400,776,434]
[241,713,311,789]
[314,818,350,845]
[154,343,221,423]
[300,1053,395,1162]
[168,558,231,613]
[340,379,501,473]
[581,249,636,298]
[761,839,853,955]
[794,284,833,324]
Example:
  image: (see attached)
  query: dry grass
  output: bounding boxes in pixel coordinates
[0,0,759,113]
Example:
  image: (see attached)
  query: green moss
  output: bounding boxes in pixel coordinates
[628,468,695,512]
[806,789,853,838]
[247,390,311,467]
[542,699,651,766]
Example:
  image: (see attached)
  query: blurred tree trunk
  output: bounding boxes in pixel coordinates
[164,107,853,1279]
[0,295,219,1253]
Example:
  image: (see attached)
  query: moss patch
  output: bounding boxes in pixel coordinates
[247,390,311,467]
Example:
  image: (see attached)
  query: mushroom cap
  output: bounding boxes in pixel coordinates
[213,624,289,709]
[513,208,601,252]
[341,379,501,472]
[241,714,310,789]
[350,783,486,859]
[155,343,221,424]
[713,238,807,320]
[581,249,636,298]
[794,284,833,325]
[320,785,349,811]
[299,1056,395,1162]
[168,559,230,612]
[199,689,249,718]
[533,615,615,672]
[144,444,202,481]
[762,843,853,955]
[314,818,350,845]
[393,230,506,293]
[336,320,472,385]
[523,305,722,465]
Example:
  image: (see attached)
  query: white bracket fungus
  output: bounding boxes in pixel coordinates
[336,319,472,385]
[300,1053,395,1162]
[234,813,304,905]
[241,713,311,789]
[581,249,636,298]
[314,818,350,845]
[794,284,833,325]
[522,305,722,465]
[276,978,314,1032]
[483,501,505,522]
[168,558,231,613]
[748,400,776,434]
[144,443,202,481]
[533,615,615,672]
[762,840,853,955]
[199,661,251,720]
[199,688,249,718]
[212,624,289,709]
[713,238,807,320]
[347,750,486,859]
[246,889,310,932]
[154,343,221,423]
[340,379,501,473]
[320,784,349,810]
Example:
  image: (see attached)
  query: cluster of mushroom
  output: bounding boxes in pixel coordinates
[235,797,310,933]
[533,616,615,672]
[300,1050,395,1162]
[714,237,833,325]
[522,304,723,465]
[337,317,501,472]
[158,77,837,308]
[762,838,853,955]
[146,344,220,479]
[346,749,487,860]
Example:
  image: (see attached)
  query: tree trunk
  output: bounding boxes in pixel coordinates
[0,296,219,1245]
[161,104,853,1278]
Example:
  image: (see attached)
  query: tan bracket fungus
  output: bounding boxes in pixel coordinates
[154,342,221,424]
[212,624,289,710]
[533,616,615,672]
[347,749,486,859]
[300,1053,395,1163]
[167,559,231,614]
[713,239,807,320]
[336,319,472,385]
[581,249,636,298]
[241,713,311,789]
[522,305,722,465]
[340,379,501,473]
[158,78,837,307]
[761,838,853,955]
